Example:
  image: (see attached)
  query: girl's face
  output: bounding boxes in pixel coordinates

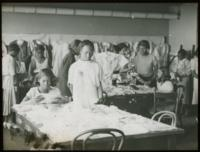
[35,49,44,59]
[80,45,93,61]
[38,75,51,91]
[138,45,148,55]
[178,53,184,60]
[9,50,18,58]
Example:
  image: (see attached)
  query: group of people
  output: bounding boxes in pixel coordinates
[2,38,198,128]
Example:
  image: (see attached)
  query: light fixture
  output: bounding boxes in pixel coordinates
[56,8,74,15]
[35,7,56,14]
[93,10,112,17]
[74,9,93,16]
[14,6,35,13]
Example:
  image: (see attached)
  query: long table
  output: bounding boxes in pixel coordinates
[12,102,184,150]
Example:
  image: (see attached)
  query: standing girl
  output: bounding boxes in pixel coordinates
[175,49,192,116]
[68,40,103,108]
[190,49,198,117]
[3,42,20,128]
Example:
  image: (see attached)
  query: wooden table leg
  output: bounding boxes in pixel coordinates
[167,135,176,150]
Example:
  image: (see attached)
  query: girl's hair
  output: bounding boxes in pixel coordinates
[35,44,45,54]
[178,49,187,58]
[137,40,150,49]
[114,43,129,54]
[79,40,94,52]
[69,39,82,55]
[34,68,57,86]
[8,42,20,54]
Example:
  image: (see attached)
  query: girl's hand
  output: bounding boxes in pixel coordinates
[68,96,73,102]
[33,95,45,103]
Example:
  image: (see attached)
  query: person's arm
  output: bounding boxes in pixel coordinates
[192,70,198,79]
[68,83,73,96]
[21,88,32,103]
[21,96,31,103]
[191,59,198,79]
[67,65,74,101]
[135,75,147,85]
[98,82,103,99]
[117,55,129,72]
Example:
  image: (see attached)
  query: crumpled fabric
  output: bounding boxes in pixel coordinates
[13,101,177,143]
[103,85,155,96]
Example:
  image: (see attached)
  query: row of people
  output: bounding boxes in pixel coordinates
[3,39,198,128]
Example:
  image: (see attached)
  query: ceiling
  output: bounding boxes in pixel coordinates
[3,3,183,13]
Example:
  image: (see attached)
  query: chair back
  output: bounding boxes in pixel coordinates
[71,128,125,151]
[151,111,177,127]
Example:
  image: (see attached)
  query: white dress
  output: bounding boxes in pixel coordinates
[68,60,103,108]
[2,54,17,116]
[24,86,61,99]
[191,57,198,105]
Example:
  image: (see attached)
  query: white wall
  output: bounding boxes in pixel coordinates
[2,12,169,36]
[169,3,198,54]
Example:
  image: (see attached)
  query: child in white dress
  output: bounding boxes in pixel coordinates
[22,69,65,104]
[3,43,20,128]
[175,49,192,116]
[68,40,103,108]
[190,50,198,117]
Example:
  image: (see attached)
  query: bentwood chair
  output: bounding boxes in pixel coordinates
[151,111,177,127]
[153,84,184,127]
[71,128,125,151]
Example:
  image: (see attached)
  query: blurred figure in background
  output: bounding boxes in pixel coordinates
[57,39,81,99]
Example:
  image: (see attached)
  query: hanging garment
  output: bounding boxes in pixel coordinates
[51,41,70,76]
[11,40,32,72]
[33,57,49,73]
[93,42,101,53]
[16,61,26,74]
[153,43,170,68]
[3,54,17,116]
[94,52,128,87]
[2,41,7,57]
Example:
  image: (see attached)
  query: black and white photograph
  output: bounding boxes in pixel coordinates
[1,2,198,150]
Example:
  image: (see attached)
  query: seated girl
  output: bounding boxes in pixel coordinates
[22,69,69,104]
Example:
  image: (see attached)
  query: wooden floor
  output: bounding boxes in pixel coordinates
[3,115,198,150]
